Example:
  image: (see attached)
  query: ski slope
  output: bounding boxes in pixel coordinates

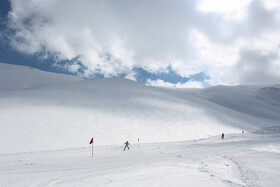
[0,62,280,154]
[0,62,280,186]
[0,132,279,186]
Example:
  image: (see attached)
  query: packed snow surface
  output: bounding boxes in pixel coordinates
[0,63,280,186]
[1,133,279,186]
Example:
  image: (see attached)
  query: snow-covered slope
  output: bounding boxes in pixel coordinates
[196,85,280,120]
[1,133,279,187]
[0,63,82,91]
[0,63,279,154]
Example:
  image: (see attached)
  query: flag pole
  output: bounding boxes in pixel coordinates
[92,137,94,157]
[89,137,94,157]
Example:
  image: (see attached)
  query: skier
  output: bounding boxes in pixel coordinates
[123,141,130,151]
[221,133,224,139]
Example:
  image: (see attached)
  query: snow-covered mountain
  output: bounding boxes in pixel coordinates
[0,62,279,154]
[1,63,280,187]
[0,63,82,92]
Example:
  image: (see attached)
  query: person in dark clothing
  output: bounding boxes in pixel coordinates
[221,133,224,139]
[123,141,130,151]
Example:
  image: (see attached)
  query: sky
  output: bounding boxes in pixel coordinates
[0,0,280,88]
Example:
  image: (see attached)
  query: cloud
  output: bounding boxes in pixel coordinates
[233,48,280,84]
[146,79,203,88]
[241,0,279,37]
[125,71,137,81]
[198,0,251,21]
[5,0,280,85]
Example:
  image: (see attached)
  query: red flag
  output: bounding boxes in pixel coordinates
[89,137,93,144]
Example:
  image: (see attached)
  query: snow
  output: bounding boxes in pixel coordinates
[0,62,280,186]
[0,133,279,186]
[0,63,82,92]
[196,85,280,120]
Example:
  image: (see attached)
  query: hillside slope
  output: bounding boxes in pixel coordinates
[0,63,82,91]
[196,85,280,120]
[0,63,279,153]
